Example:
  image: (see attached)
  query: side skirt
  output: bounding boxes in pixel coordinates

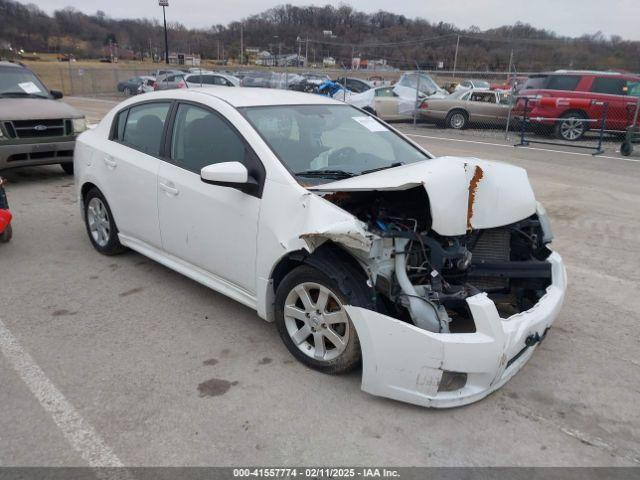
[118,233,258,311]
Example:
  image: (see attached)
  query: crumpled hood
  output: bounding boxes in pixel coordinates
[0,98,83,121]
[308,157,537,236]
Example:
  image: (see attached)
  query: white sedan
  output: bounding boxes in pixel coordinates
[178,72,240,88]
[75,88,566,408]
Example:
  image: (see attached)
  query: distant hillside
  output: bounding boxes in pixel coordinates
[1,0,639,72]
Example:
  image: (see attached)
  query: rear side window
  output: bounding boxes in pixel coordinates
[546,75,581,91]
[521,75,548,90]
[591,77,628,96]
[120,103,171,156]
[170,103,245,174]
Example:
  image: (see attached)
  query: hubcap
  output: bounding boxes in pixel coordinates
[450,113,465,129]
[560,118,585,140]
[283,282,350,362]
[87,197,111,247]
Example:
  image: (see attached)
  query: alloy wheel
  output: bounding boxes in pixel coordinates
[87,197,111,247]
[283,282,350,362]
[559,118,585,140]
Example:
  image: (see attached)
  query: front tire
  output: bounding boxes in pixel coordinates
[83,188,126,255]
[0,224,12,243]
[60,162,74,175]
[275,264,371,374]
[620,141,633,157]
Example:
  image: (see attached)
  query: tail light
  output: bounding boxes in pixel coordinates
[177,80,186,88]
[420,102,429,110]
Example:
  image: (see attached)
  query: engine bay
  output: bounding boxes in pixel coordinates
[321,186,553,333]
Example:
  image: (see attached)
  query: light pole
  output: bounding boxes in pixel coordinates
[159,0,169,64]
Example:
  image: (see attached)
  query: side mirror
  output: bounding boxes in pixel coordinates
[201,162,248,184]
[50,90,64,99]
[200,161,260,196]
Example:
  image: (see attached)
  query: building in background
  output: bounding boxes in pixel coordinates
[168,52,201,66]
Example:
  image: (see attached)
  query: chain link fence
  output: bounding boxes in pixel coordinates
[30,63,640,156]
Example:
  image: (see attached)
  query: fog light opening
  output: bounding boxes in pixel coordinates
[438,371,467,392]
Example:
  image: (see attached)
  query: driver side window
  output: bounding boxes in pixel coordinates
[170,104,245,174]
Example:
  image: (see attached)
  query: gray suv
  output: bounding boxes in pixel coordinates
[0,61,86,174]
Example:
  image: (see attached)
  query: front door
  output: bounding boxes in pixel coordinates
[157,102,262,293]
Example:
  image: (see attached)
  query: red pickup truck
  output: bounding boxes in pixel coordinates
[513,71,640,141]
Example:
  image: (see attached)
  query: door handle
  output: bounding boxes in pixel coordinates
[159,182,179,196]
[103,156,117,168]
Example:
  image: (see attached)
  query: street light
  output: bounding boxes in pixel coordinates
[159,0,169,64]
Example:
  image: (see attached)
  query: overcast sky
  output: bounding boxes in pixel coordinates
[30,0,640,41]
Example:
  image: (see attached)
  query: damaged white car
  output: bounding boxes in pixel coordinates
[75,88,567,408]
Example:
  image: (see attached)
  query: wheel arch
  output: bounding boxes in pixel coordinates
[265,241,375,322]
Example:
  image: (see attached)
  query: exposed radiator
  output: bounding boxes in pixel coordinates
[469,228,511,291]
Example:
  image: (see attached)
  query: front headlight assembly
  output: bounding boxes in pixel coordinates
[72,117,87,134]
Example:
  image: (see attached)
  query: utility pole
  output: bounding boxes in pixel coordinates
[240,23,244,65]
[159,0,169,64]
[305,37,309,65]
[452,34,460,81]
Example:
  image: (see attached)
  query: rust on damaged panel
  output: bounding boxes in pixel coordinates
[467,165,484,230]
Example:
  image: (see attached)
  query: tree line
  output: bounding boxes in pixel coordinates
[1,0,639,72]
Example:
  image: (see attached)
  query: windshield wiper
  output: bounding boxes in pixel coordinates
[0,92,48,99]
[361,162,404,175]
[294,169,356,179]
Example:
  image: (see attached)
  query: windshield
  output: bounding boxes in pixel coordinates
[474,80,490,89]
[242,104,431,182]
[0,67,50,98]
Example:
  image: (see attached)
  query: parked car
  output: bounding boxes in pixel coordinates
[137,77,156,94]
[454,79,490,91]
[0,61,86,174]
[117,76,155,96]
[343,86,413,121]
[153,72,186,91]
[394,72,449,100]
[177,72,240,88]
[75,87,565,408]
[417,88,513,129]
[513,70,640,140]
[334,77,372,94]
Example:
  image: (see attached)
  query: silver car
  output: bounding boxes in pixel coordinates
[154,72,186,91]
[417,89,513,129]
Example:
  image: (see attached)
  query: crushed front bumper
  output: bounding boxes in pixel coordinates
[346,252,567,408]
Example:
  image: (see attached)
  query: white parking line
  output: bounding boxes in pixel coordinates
[405,133,640,164]
[0,317,124,468]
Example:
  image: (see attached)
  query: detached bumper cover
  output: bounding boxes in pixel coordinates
[347,252,566,408]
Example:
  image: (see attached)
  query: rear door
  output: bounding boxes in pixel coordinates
[590,76,640,131]
[157,100,264,293]
[99,101,172,248]
[468,91,505,125]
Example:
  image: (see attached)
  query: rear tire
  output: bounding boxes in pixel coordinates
[275,260,373,374]
[83,187,126,255]
[554,111,587,141]
[446,110,468,129]
[60,163,74,175]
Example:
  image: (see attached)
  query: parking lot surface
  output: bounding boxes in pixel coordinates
[1,97,639,467]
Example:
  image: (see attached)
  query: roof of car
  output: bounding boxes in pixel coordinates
[145,87,341,107]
